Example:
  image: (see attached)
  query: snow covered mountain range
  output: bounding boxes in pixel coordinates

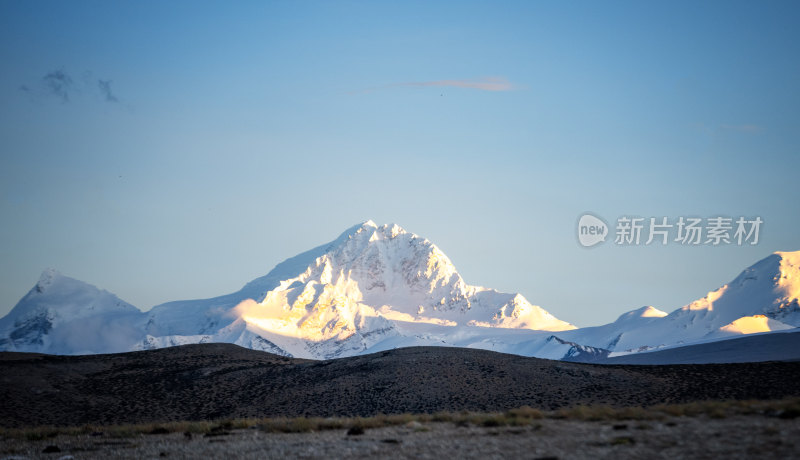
[1,221,798,362]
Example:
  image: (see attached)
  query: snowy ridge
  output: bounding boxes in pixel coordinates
[558,252,800,357]
[0,222,574,359]
[0,269,143,354]
[211,221,574,358]
[0,222,797,363]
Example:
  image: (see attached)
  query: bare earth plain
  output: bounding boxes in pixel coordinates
[2,344,800,458]
[2,415,800,460]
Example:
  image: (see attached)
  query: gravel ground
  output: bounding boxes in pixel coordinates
[2,416,799,460]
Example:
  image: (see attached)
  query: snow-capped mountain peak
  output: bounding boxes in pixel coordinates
[0,222,574,358]
[677,251,800,325]
[613,306,668,323]
[1,224,796,363]
[34,267,60,293]
[0,269,142,354]
[558,250,800,355]
[8,269,139,319]
[228,221,574,357]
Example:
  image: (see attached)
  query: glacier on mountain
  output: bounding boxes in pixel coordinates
[0,221,797,362]
[0,221,573,359]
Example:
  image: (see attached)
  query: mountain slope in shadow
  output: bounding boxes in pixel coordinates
[2,343,800,428]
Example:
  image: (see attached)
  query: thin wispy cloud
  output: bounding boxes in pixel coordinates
[42,69,73,102]
[97,79,119,103]
[351,76,516,94]
[20,68,123,105]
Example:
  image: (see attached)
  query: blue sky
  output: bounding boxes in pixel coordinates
[1,1,798,326]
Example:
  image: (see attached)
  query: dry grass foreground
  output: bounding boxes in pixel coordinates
[2,399,800,459]
[2,343,800,428]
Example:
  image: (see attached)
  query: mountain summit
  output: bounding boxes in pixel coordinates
[552,250,800,355]
[0,222,796,362]
[0,221,574,358]
[224,221,574,358]
[244,221,574,328]
[0,269,141,354]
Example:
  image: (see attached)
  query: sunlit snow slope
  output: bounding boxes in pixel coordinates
[0,221,574,358]
[557,251,800,357]
[0,222,796,362]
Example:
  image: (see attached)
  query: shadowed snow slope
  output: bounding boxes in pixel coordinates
[0,269,143,354]
[0,222,796,362]
[0,222,574,359]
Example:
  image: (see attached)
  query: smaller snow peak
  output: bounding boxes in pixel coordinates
[639,306,668,318]
[615,305,667,323]
[724,251,799,294]
[39,267,61,281]
[35,268,62,293]
[733,252,794,286]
